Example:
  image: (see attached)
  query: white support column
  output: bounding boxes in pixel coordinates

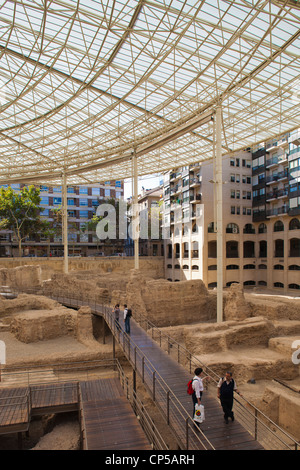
[62,170,69,274]
[215,106,223,323]
[132,151,139,270]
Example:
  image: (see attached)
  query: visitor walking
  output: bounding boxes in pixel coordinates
[113,304,120,331]
[124,304,131,334]
[217,371,242,424]
[191,368,209,428]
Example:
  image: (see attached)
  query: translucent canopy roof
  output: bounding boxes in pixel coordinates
[0,0,300,185]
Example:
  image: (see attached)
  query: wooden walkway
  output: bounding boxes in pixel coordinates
[0,387,30,434]
[79,378,151,450]
[0,378,151,450]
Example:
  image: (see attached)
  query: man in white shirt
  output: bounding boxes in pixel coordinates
[192,368,209,428]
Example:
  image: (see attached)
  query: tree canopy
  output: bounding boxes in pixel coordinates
[0,185,49,256]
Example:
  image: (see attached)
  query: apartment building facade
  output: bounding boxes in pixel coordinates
[0,180,124,257]
[163,150,254,287]
[251,131,300,292]
[163,136,300,294]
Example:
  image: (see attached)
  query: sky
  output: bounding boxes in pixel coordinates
[123,174,163,199]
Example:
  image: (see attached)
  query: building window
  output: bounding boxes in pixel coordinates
[289,218,300,230]
[258,223,267,234]
[40,196,49,205]
[208,222,215,233]
[274,282,284,288]
[290,238,300,257]
[226,223,239,234]
[274,264,284,270]
[53,197,62,205]
[79,187,88,194]
[208,241,217,258]
[258,264,267,269]
[79,198,88,206]
[208,265,217,270]
[80,211,89,218]
[289,265,300,270]
[289,284,300,290]
[275,239,284,257]
[244,241,255,258]
[226,241,239,258]
[259,240,267,258]
[274,221,284,232]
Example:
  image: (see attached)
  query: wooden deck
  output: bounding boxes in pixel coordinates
[0,378,152,450]
[79,378,151,450]
[0,387,30,434]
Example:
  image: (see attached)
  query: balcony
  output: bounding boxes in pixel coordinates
[189,177,202,187]
[266,155,288,168]
[266,205,289,218]
[266,136,288,152]
[266,189,289,201]
[190,194,202,203]
[170,184,182,195]
[288,133,300,146]
[170,172,182,182]
[265,169,288,184]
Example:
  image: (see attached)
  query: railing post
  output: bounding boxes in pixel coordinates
[167,390,170,425]
[112,337,116,370]
[185,417,189,450]
[153,370,156,401]
[255,408,258,441]
[142,357,144,383]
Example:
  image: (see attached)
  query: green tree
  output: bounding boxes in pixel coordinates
[0,185,49,257]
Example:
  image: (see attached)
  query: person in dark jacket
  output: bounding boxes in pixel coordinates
[217,371,242,424]
[123,304,131,334]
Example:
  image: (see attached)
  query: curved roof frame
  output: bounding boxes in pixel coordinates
[0,0,299,185]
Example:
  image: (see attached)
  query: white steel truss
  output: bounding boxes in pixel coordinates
[0,0,299,185]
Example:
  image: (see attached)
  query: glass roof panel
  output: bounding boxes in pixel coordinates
[0,0,299,185]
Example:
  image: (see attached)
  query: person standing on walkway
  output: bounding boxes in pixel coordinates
[113,304,120,331]
[191,368,209,427]
[123,304,131,334]
[217,371,241,424]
